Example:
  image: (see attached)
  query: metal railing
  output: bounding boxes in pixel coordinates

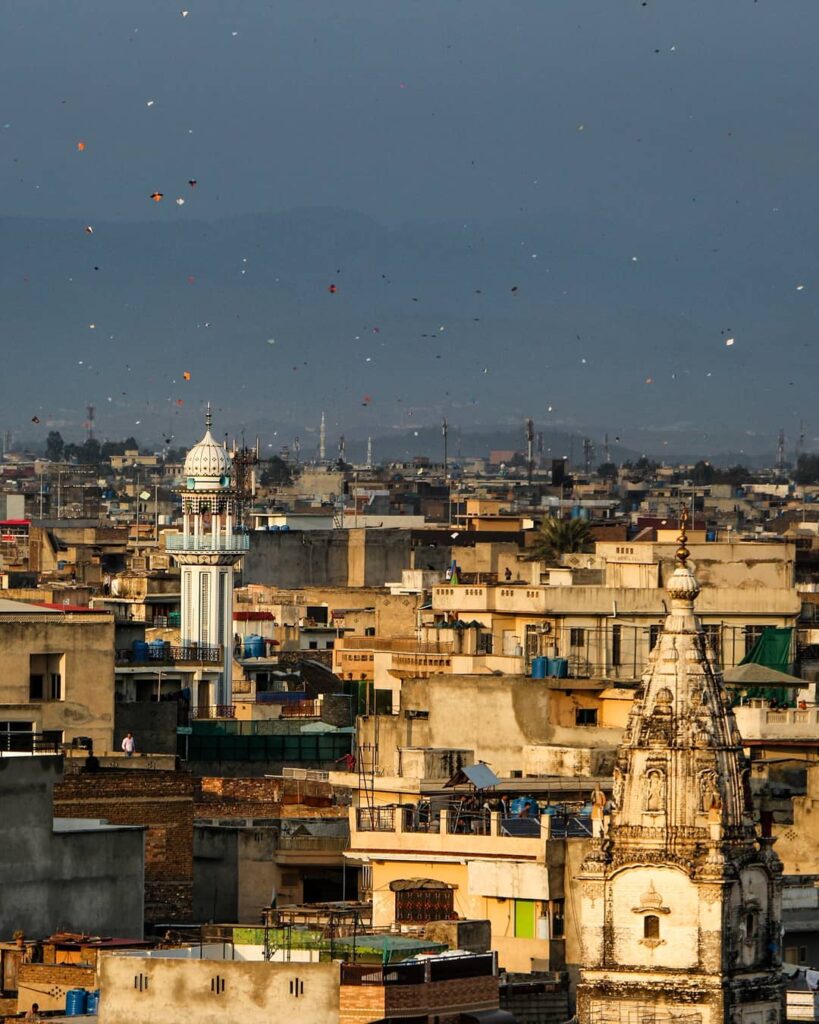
[340,954,495,987]
[279,700,320,718]
[192,704,236,719]
[116,644,223,665]
[165,533,250,552]
[356,806,395,832]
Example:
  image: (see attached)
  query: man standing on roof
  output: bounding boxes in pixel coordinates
[121,732,135,757]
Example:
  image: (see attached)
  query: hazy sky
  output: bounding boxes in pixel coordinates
[2,0,819,457]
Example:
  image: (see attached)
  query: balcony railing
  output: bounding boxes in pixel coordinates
[193,704,236,719]
[116,645,223,665]
[341,954,495,987]
[165,533,250,552]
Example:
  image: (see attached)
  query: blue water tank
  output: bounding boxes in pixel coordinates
[531,656,546,679]
[552,657,569,679]
[149,639,169,660]
[66,989,88,1016]
[86,990,100,1015]
[244,634,264,658]
[132,640,149,663]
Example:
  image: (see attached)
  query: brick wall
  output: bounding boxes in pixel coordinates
[194,776,346,820]
[17,963,96,1014]
[53,769,195,923]
[339,976,498,1024]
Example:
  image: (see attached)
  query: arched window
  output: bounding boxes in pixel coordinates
[745,913,757,939]
[644,915,660,940]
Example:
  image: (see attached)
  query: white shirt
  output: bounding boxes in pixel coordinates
[122,735,135,753]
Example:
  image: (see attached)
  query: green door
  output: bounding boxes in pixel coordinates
[514,899,536,939]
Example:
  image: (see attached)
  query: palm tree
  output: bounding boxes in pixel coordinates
[530,516,593,563]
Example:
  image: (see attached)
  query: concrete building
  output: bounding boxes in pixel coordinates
[0,598,115,752]
[168,407,249,710]
[576,518,784,1024]
[0,756,144,938]
[97,946,501,1024]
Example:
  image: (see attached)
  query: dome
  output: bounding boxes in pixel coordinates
[183,409,233,488]
[667,564,701,602]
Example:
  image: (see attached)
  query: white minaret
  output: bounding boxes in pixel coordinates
[169,405,249,709]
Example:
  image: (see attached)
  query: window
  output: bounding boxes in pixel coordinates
[551,899,565,938]
[0,722,35,752]
[576,708,598,726]
[514,899,537,939]
[395,885,454,923]
[745,625,765,657]
[644,915,660,940]
[570,628,585,648]
[611,624,621,667]
[29,654,64,701]
[703,623,722,662]
[745,913,757,939]
[308,641,318,650]
[649,624,661,651]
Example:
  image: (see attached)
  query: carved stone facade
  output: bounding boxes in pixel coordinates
[577,519,784,1024]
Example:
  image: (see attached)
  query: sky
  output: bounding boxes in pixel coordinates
[2,0,819,459]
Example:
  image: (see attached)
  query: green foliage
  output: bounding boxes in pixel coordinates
[531,515,594,563]
[597,462,618,480]
[259,456,292,487]
[45,430,64,462]
[795,454,819,485]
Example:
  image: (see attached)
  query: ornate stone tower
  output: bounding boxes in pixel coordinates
[577,512,783,1024]
[168,405,249,710]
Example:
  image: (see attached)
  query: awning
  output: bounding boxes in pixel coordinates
[724,662,804,687]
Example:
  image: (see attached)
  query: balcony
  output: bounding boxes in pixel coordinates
[165,533,250,553]
[116,644,224,666]
[733,703,819,744]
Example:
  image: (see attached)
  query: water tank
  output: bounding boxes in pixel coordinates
[66,989,88,1016]
[244,634,264,659]
[531,656,546,680]
[132,640,149,663]
[86,990,100,1015]
[148,639,169,660]
[552,657,569,679]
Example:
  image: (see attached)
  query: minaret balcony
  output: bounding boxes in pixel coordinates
[166,533,250,554]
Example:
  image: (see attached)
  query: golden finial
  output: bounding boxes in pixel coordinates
[676,505,690,567]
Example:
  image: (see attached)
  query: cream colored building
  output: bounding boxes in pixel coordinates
[346,802,583,974]
[0,598,115,751]
[99,953,339,1024]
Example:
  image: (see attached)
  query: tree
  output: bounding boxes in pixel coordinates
[531,516,594,563]
[259,456,292,487]
[795,454,819,486]
[597,462,618,480]
[45,431,64,462]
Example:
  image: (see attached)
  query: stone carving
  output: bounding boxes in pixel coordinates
[645,769,665,812]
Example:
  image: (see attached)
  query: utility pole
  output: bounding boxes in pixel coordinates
[526,418,534,486]
[319,412,326,462]
[442,418,448,477]
[366,436,373,469]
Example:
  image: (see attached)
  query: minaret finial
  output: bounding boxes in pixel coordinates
[676,505,690,567]
[205,402,212,431]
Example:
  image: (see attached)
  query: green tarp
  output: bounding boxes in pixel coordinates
[736,627,795,705]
